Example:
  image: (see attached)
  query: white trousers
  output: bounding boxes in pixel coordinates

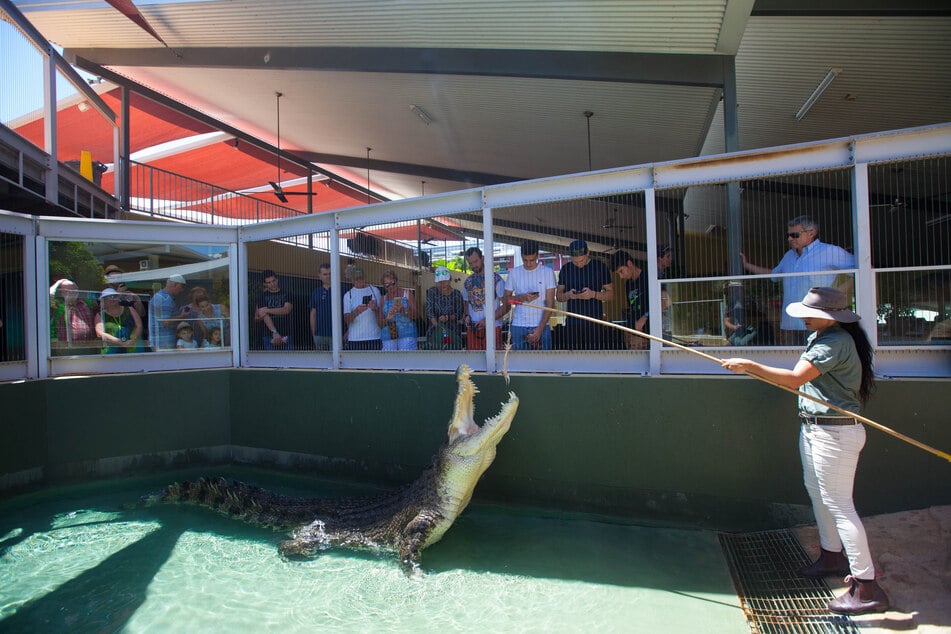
[799,421,875,579]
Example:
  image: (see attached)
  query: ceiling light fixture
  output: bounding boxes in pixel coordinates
[410,104,434,125]
[796,68,842,121]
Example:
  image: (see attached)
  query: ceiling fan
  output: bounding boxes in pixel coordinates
[869,166,905,213]
[268,91,317,203]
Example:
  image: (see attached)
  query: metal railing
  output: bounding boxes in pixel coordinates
[1,123,949,382]
[128,160,304,225]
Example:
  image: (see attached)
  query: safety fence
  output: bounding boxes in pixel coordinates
[1,123,949,381]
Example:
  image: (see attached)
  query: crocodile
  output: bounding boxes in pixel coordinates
[145,365,518,573]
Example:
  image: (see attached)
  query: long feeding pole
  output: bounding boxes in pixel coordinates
[509,301,951,463]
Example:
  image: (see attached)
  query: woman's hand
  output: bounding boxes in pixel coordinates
[721,358,754,374]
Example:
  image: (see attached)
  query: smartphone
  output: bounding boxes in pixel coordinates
[362,295,372,305]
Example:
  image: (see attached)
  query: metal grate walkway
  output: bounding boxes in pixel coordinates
[719,529,859,634]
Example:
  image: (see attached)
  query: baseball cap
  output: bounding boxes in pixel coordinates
[434,266,451,283]
[168,274,186,285]
[568,239,588,256]
[176,321,192,332]
[658,245,672,257]
[100,287,119,300]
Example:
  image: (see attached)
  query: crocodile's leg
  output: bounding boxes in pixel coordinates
[398,510,445,576]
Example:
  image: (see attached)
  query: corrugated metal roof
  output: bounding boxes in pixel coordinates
[703,15,951,155]
[25,0,732,53]
[11,0,951,209]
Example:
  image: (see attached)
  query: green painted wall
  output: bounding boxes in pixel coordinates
[2,369,949,531]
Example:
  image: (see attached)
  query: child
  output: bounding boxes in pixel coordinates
[203,326,223,348]
[176,321,199,349]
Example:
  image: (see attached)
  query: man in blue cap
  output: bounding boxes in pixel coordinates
[556,239,613,349]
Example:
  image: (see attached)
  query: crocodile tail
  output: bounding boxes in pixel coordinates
[144,477,311,530]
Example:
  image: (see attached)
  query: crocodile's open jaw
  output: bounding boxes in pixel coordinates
[446,364,518,455]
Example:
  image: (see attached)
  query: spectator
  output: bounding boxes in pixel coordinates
[95,287,143,353]
[191,287,230,346]
[424,266,464,350]
[609,251,651,350]
[556,239,613,349]
[103,264,145,317]
[175,321,199,349]
[308,263,334,350]
[255,269,294,350]
[149,274,188,351]
[504,240,556,350]
[49,278,99,354]
[342,267,382,350]
[657,245,673,278]
[721,287,888,615]
[380,270,418,351]
[657,245,674,339]
[203,326,223,348]
[722,283,774,347]
[741,215,855,346]
[462,247,507,350]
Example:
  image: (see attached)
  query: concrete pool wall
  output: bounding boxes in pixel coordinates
[2,370,949,530]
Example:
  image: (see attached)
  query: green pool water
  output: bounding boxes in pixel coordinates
[0,468,748,633]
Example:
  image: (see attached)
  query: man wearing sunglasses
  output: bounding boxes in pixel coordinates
[741,215,855,346]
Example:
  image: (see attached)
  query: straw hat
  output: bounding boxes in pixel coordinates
[786,287,860,323]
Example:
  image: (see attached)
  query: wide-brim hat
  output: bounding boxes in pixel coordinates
[786,287,860,323]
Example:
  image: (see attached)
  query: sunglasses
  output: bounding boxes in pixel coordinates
[787,228,815,238]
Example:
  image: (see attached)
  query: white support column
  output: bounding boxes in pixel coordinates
[852,160,877,345]
[29,235,43,379]
[228,241,242,368]
[236,237,250,366]
[43,48,58,204]
[645,185,661,375]
[330,220,343,370]
[483,200,496,373]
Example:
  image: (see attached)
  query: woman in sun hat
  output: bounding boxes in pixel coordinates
[721,287,889,615]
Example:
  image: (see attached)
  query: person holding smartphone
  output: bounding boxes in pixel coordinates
[343,267,383,350]
[380,269,418,351]
[504,240,556,350]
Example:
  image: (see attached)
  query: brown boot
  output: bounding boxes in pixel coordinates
[828,577,890,615]
[800,548,850,578]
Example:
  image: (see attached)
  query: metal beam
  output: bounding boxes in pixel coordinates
[0,0,115,122]
[752,0,951,16]
[65,47,731,88]
[295,152,520,186]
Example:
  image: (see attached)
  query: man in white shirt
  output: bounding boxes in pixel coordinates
[504,240,556,350]
[742,215,855,345]
[342,267,382,350]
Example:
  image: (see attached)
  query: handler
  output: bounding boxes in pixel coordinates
[721,287,889,615]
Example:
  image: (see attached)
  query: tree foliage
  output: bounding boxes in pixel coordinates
[48,241,104,292]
